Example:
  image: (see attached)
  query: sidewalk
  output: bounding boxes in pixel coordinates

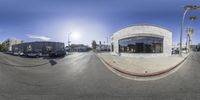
[98,53,189,77]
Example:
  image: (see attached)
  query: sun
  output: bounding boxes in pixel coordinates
[71,31,81,40]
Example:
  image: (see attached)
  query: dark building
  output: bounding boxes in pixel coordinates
[191,45,200,52]
[12,41,65,56]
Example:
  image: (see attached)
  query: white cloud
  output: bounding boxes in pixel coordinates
[26,34,51,41]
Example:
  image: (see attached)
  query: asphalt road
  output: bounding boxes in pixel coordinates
[0,51,200,100]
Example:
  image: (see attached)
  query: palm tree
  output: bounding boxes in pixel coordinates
[186,16,197,52]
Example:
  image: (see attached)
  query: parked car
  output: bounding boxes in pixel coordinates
[26,51,42,57]
[182,50,187,53]
[6,51,13,54]
[19,52,25,56]
[172,48,179,54]
[66,51,69,55]
[13,52,20,56]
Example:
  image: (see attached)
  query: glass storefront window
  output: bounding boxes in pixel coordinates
[119,36,163,53]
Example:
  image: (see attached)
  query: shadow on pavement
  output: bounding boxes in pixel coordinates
[42,55,66,60]
[49,59,57,66]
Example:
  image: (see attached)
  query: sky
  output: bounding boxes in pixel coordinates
[0,0,200,46]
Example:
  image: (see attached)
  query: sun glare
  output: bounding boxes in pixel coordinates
[71,31,81,40]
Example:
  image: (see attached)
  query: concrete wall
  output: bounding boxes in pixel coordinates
[111,24,172,57]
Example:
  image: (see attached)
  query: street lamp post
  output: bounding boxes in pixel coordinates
[179,5,200,56]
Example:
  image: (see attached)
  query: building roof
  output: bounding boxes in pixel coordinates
[112,23,172,37]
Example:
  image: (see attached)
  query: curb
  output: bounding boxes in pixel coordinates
[98,54,189,77]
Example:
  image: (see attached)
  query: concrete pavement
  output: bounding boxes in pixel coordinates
[98,53,188,78]
[0,52,200,100]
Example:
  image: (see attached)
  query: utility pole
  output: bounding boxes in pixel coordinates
[106,36,109,52]
[68,32,71,53]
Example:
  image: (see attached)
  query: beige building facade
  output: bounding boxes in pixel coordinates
[3,38,23,52]
[111,24,172,57]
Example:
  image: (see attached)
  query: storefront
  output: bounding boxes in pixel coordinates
[111,24,172,57]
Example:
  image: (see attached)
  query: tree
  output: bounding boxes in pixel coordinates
[0,43,2,51]
[0,42,7,52]
[92,40,97,50]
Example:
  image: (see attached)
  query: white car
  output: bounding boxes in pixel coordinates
[19,52,24,56]
[13,52,20,56]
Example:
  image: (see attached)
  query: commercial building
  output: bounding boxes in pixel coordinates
[12,41,65,56]
[96,44,110,52]
[111,24,172,57]
[69,44,90,52]
[3,38,23,52]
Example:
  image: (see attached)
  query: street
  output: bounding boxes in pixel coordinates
[0,52,200,100]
